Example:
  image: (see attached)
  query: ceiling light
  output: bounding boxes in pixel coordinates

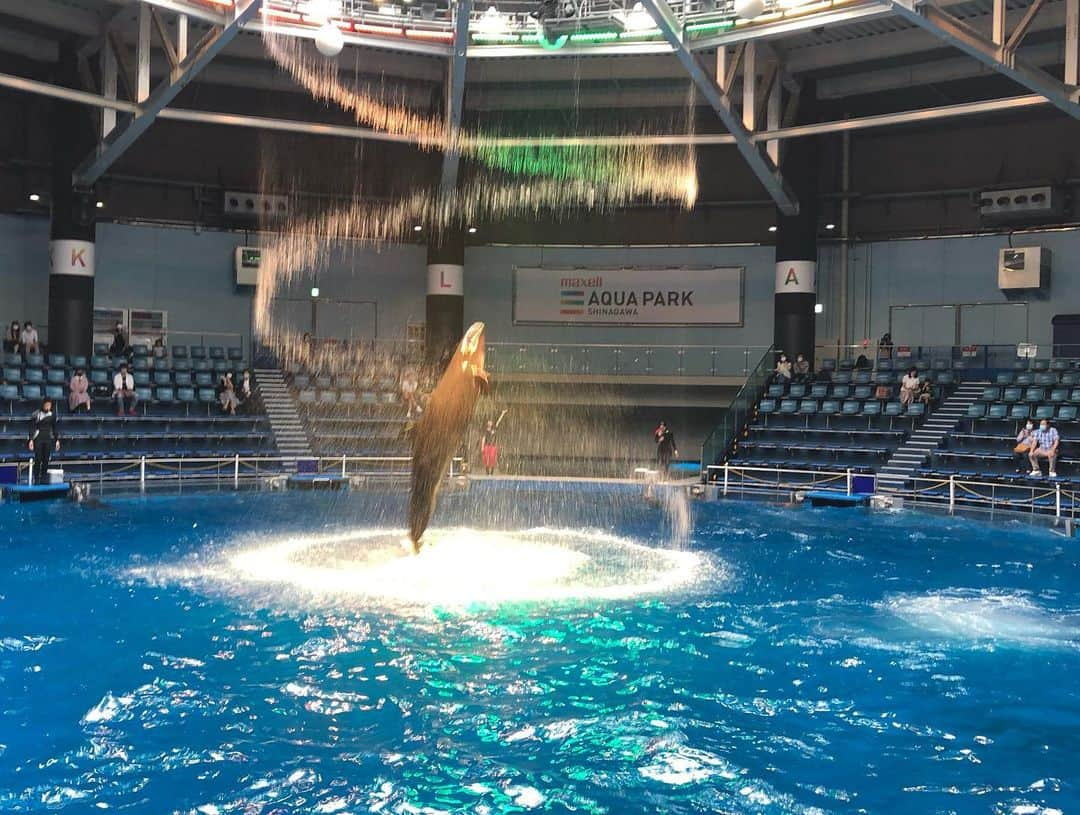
[825,223,836,230]
[767,225,777,232]
[96,201,105,209]
[623,2,654,31]
[467,226,478,234]
[314,21,344,56]
[733,0,765,19]
[28,193,40,202]
[413,224,423,232]
[814,303,824,314]
[311,286,320,298]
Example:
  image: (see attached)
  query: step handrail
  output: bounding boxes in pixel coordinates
[699,345,775,477]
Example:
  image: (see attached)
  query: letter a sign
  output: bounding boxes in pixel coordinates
[774,260,816,294]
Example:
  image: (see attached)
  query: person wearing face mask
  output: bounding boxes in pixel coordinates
[1014,420,1036,473]
[238,369,254,411]
[1028,419,1060,478]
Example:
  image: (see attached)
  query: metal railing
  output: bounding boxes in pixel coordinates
[166,330,247,355]
[486,342,772,378]
[699,345,775,473]
[815,342,1080,377]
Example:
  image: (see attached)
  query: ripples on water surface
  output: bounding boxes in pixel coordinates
[1,483,1078,814]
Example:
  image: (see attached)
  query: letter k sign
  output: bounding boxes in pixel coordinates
[71,248,87,268]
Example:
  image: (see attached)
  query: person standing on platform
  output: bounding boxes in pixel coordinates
[654,420,679,480]
[109,322,130,360]
[480,410,508,476]
[28,398,60,485]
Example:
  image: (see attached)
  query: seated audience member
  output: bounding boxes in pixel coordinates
[793,353,811,383]
[113,363,138,416]
[916,378,934,408]
[1029,419,1060,478]
[774,353,793,384]
[238,369,253,408]
[1014,420,1035,473]
[4,320,21,353]
[109,322,130,359]
[152,337,167,358]
[68,368,91,413]
[878,332,893,359]
[20,321,39,354]
[401,366,421,418]
[219,371,240,415]
[899,367,920,406]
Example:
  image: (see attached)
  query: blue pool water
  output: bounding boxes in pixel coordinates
[1,484,1078,814]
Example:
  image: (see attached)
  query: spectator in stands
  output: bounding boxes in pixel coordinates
[20,321,39,354]
[1014,420,1036,473]
[219,370,240,415]
[113,363,138,416]
[109,322,130,359]
[793,353,811,383]
[68,367,91,413]
[878,332,893,359]
[854,354,872,370]
[900,367,920,406]
[774,354,792,384]
[27,397,60,485]
[238,369,253,409]
[654,420,678,480]
[916,378,934,409]
[401,365,421,418]
[152,337,167,358]
[1029,419,1060,478]
[4,320,21,354]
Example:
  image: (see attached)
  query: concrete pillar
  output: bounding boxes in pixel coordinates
[425,230,464,367]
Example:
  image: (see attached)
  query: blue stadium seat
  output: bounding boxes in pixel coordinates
[91,370,109,386]
[1024,387,1044,403]
[212,360,229,374]
[819,399,839,415]
[758,399,777,415]
[1013,358,1029,371]
[24,368,44,385]
[906,402,925,417]
[884,401,903,417]
[334,375,354,390]
[1071,388,1080,403]
[1049,388,1068,404]
[91,355,108,370]
[46,369,65,385]
[1032,359,1049,372]
[854,385,872,400]
[778,398,798,415]
[155,386,175,403]
[294,375,311,390]
[0,384,19,401]
[93,342,109,355]
[197,387,216,405]
[134,371,151,387]
[195,372,214,387]
[838,359,854,371]
[132,345,150,358]
[821,358,836,371]
[47,353,66,368]
[227,347,243,362]
[967,402,986,419]
[25,353,44,367]
[841,400,860,416]
[190,346,207,360]
[316,375,333,390]
[209,346,225,360]
[1061,372,1079,387]
[987,403,1008,420]
[1034,404,1055,420]
[810,383,828,399]
[110,355,127,369]
[915,359,930,372]
[831,384,850,399]
[133,357,150,371]
[833,372,852,385]
[299,389,317,404]
[22,384,42,401]
[194,359,212,372]
[339,391,357,406]
[3,366,21,383]
[1051,359,1068,373]
[45,385,64,401]
[153,371,172,386]
[177,386,197,406]
[1015,373,1034,387]
[853,371,872,385]
[135,386,153,406]
[70,355,87,369]
[171,345,188,359]
[1010,403,1030,420]
[173,371,192,387]
[2,352,20,366]
[874,372,893,385]
[1002,387,1021,402]
[152,357,170,371]
[931,359,949,371]
[1059,405,1077,422]
[995,372,1014,385]
[877,359,894,371]
[1034,372,1057,387]
[798,399,817,415]
[935,372,955,386]
[360,391,378,405]
[173,359,192,372]
[767,384,785,398]
[981,386,1000,401]
[319,390,338,405]
[862,401,881,416]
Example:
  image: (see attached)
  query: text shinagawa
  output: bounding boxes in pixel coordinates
[560,276,694,316]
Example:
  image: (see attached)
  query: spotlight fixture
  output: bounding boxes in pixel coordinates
[814,303,824,314]
[825,223,836,230]
[733,0,765,19]
[96,201,105,209]
[476,4,507,33]
[767,225,777,232]
[311,286,320,298]
[467,226,478,234]
[28,193,40,202]
[623,1,653,30]
[413,224,423,232]
[314,22,344,56]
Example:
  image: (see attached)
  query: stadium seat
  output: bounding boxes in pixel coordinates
[135,386,153,405]
[133,357,150,371]
[299,389,317,404]
[987,403,1009,420]
[153,371,172,386]
[1009,403,1030,420]
[24,368,44,385]
[173,371,193,387]
[134,371,151,387]
[906,403,925,417]
[132,345,150,358]
[228,347,243,362]
[1002,387,1021,402]
[91,355,109,370]
[1049,388,1068,404]
[195,372,214,387]
[177,386,197,407]
[47,353,66,368]
[152,357,170,371]
[1051,359,1068,373]
[2,352,20,367]
[862,401,881,416]
[360,391,378,405]
[46,369,65,385]
[831,385,850,399]
[853,371,871,385]
[213,360,230,374]
[25,353,44,367]
[981,386,1000,402]
[21,384,42,401]
[931,359,948,371]
[45,385,64,401]
[820,399,839,415]
[339,391,357,405]
[316,375,333,390]
[838,359,854,371]
[778,398,798,415]
[995,372,1014,385]
[334,375,354,390]
[91,370,109,386]
[319,390,338,405]
[935,372,954,386]
[821,359,836,372]
[1013,358,1029,370]
[833,372,852,385]
[854,385,872,400]
[1062,373,1079,387]
[171,345,188,359]
[93,342,109,355]
[967,403,986,419]
[877,359,894,371]
[841,400,860,416]
[1071,388,1080,403]
[155,386,176,403]
[1034,404,1055,420]
[173,359,192,372]
[197,387,217,406]
[1024,387,1044,403]
[874,372,893,385]
[3,366,21,383]
[294,375,311,390]
[0,384,19,402]
[1059,405,1077,422]
[70,355,87,368]
[758,399,777,415]
[209,346,225,360]
[884,401,903,417]
[1032,359,1050,372]
[1015,373,1034,387]
[1034,372,1057,387]
[798,399,817,415]
[810,383,828,399]
[189,346,206,360]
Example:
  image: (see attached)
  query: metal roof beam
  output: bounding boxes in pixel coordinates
[891,0,1080,120]
[637,0,799,215]
[439,0,472,194]
[73,0,263,188]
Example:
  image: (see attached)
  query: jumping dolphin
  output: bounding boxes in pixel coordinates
[407,322,489,552]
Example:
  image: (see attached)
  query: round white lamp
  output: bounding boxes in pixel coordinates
[733,0,765,19]
[314,22,344,57]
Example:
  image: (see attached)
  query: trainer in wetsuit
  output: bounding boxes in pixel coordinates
[28,398,60,485]
[654,420,678,480]
[479,409,508,476]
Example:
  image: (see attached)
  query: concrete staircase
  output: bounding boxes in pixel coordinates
[876,380,988,493]
[254,368,313,464]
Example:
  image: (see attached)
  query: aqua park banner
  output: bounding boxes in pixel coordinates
[512,267,744,326]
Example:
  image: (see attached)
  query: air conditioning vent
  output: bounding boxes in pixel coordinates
[980,185,1064,223]
[223,191,289,222]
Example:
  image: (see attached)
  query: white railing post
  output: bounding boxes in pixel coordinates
[27,457,33,486]
[234,454,240,489]
[1056,482,1061,518]
[723,462,729,496]
[846,468,852,496]
[949,475,955,513]
[341,454,347,478]
[140,456,146,491]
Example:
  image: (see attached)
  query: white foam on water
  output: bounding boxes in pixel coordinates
[134,526,708,612]
[881,589,1080,651]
